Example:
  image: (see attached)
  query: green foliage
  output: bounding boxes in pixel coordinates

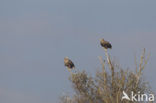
[60,49,153,103]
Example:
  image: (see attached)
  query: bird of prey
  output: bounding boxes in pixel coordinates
[64,57,75,69]
[100,38,112,49]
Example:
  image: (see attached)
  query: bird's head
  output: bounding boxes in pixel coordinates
[100,38,105,42]
[64,57,69,60]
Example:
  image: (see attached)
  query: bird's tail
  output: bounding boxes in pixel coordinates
[67,67,78,75]
[67,68,73,75]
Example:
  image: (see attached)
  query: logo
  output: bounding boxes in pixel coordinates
[122,91,155,102]
[122,91,130,101]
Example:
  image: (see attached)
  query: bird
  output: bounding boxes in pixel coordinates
[100,38,112,49]
[64,57,75,70]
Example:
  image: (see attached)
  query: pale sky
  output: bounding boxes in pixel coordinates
[0,0,156,103]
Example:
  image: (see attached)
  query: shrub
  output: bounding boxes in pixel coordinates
[60,49,154,103]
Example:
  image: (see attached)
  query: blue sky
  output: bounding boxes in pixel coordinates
[0,0,156,103]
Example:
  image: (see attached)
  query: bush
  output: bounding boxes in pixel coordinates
[60,49,154,103]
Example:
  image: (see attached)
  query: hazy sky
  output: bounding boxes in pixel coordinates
[0,0,156,103]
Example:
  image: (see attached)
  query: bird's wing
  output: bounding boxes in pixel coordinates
[68,60,75,67]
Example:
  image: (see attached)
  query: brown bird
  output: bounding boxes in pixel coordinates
[64,57,75,69]
[100,38,112,49]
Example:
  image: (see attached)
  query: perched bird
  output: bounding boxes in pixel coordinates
[64,57,75,69]
[100,38,112,49]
